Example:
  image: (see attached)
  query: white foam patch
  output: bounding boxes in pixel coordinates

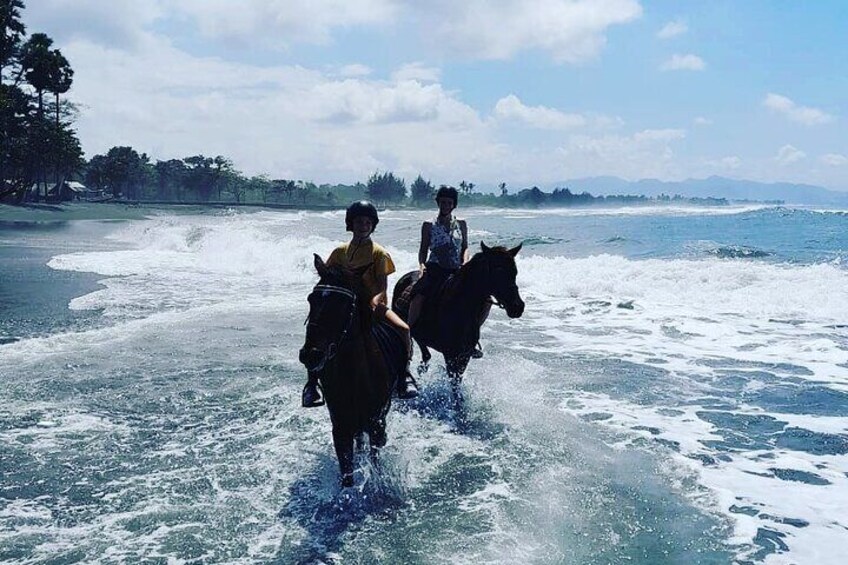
[555,382,848,564]
[514,254,848,389]
[471,204,771,218]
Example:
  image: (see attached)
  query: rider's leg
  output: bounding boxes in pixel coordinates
[383,308,419,399]
[301,370,324,408]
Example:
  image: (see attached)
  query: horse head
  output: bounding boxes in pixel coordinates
[298,254,367,372]
[480,242,525,318]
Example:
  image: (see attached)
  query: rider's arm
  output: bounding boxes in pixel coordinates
[459,220,469,264]
[371,275,388,308]
[418,222,431,273]
[371,248,393,309]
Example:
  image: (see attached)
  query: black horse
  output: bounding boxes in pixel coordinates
[392,242,525,397]
[298,254,396,487]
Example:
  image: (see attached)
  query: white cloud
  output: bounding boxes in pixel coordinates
[412,0,642,63]
[763,93,834,126]
[39,0,642,65]
[657,20,687,39]
[391,63,441,83]
[555,128,686,179]
[705,156,741,170]
[24,0,164,50]
[494,94,587,129]
[820,153,848,167]
[61,34,494,183]
[775,144,806,165]
[693,116,712,126]
[307,79,478,125]
[660,54,705,71]
[339,64,372,77]
[174,0,399,48]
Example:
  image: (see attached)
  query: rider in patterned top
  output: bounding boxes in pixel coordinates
[301,201,419,408]
[408,186,485,358]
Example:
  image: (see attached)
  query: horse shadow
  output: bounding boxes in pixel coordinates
[277,449,407,564]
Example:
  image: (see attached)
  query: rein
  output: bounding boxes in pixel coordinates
[306,284,357,372]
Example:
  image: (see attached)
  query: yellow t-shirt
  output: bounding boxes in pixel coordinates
[326,240,396,300]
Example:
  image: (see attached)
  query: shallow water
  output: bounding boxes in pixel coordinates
[1,205,847,563]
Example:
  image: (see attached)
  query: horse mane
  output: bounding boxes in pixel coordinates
[461,245,513,274]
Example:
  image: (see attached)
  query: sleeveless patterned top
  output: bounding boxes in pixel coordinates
[427,215,463,270]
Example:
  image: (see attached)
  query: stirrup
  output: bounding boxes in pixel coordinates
[301,382,325,408]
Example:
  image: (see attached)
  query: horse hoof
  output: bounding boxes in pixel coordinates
[341,474,354,488]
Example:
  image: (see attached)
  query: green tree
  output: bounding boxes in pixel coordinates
[0,0,25,86]
[410,174,434,205]
[0,83,35,201]
[154,159,187,200]
[366,171,406,204]
[86,146,149,199]
[183,155,234,201]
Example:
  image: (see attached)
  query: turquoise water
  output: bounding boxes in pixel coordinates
[1,205,847,563]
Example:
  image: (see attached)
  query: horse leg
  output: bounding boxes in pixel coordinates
[332,427,355,487]
[446,354,472,413]
[368,415,387,467]
[417,340,431,375]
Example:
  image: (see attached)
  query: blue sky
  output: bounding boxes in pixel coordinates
[23,0,848,190]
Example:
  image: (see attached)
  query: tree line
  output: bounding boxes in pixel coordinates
[77,144,730,208]
[1,0,81,203]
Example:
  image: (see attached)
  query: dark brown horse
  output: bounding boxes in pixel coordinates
[298,254,395,487]
[392,243,525,398]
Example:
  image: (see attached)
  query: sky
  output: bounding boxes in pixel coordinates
[21,0,848,191]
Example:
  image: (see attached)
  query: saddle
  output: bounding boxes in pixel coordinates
[370,321,408,380]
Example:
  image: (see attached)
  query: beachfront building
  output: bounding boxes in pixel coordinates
[44,181,104,202]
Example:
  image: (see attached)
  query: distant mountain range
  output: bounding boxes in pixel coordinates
[551,176,848,206]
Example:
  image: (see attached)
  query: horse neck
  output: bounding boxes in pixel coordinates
[449,257,490,315]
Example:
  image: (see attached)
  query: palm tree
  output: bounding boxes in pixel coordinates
[20,32,52,115]
[48,48,72,186]
[19,33,53,198]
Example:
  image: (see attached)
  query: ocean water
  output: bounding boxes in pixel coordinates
[1,205,847,564]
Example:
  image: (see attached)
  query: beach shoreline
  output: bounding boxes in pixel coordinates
[0,201,344,223]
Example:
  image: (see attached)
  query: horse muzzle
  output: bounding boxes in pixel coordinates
[505,299,525,318]
[299,347,326,372]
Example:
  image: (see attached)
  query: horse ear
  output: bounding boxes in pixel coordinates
[508,243,522,257]
[314,253,328,276]
[481,241,491,253]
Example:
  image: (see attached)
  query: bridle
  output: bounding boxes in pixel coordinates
[304,284,357,372]
[480,254,518,311]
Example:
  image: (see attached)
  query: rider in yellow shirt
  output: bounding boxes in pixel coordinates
[302,201,419,407]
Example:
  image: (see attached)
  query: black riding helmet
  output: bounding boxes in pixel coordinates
[345,200,379,232]
[435,185,459,207]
